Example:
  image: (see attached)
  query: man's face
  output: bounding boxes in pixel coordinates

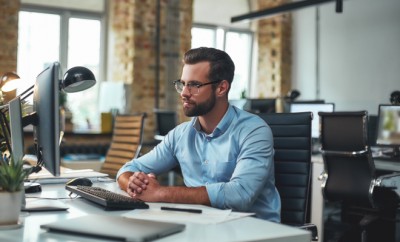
[180,62,217,117]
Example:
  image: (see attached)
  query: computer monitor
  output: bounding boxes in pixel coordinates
[22,62,61,176]
[9,96,25,161]
[154,109,177,137]
[229,99,247,110]
[282,100,325,113]
[290,102,335,139]
[376,104,400,159]
[243,98,276,113]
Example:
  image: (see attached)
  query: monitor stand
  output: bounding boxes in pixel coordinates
[311,138,321,154]
[24,182,42,193]
[375,146,400,162]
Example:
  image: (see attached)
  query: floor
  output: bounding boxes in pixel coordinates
[323,201,400,242]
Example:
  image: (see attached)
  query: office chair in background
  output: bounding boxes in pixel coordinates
[100,113,146,178]
[153,109,181,185]
[153,109,177,141]
[318,111,399,242]
[258,112,318,241]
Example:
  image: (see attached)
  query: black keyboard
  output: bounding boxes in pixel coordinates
[66,185,149,210]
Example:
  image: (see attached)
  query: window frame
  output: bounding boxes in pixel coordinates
[192,23,254,99]
[19,4,107,81]
[18,4,107,130]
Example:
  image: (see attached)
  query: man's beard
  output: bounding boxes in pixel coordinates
[183,92,216,117]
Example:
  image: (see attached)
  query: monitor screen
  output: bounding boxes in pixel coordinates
[290,103,335,139]
[9,96,25,161]
[22,62,61,176]
[243,99,276,113]
[229,99,247,110]
[376,105,400,149]
[154,110,177,136]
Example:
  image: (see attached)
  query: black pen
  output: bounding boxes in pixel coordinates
[160,206,202,214]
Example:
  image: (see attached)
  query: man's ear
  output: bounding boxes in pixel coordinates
[217,80,229,97]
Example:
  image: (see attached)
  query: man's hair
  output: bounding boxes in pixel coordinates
[183,47,235,87]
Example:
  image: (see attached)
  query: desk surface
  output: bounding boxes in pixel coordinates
[0,183,310,242]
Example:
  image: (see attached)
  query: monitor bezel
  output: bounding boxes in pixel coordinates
[289,102,335,139]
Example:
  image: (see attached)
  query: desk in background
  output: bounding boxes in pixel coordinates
[0,182,311,242]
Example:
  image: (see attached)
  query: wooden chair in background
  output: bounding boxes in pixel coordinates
[100,113,146,178]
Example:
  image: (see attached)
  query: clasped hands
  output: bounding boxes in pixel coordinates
[127,171,160,202]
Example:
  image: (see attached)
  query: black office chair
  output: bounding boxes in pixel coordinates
[258,112,318,241]
[153,109,181,185]
[153,109,177,141]
[318,111,399,242]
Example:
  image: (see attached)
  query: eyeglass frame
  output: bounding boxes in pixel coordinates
[173,79,222,95]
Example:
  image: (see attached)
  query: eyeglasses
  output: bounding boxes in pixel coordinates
[173,80,222,95]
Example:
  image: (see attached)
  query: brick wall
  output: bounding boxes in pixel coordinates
[0,0,20,76]
[254,0,292,101]
[110,0,192,142]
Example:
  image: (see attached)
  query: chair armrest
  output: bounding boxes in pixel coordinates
[318,171,327,181]
[298,223,319,241]
[375,173,400,199]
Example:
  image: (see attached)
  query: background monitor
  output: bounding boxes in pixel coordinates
[243,98,276,113]
[282,100,325,113]
[376,104,400,158]
[154,109,177,140]
[22,62,61,176]
[290,102,335,139]
[229,99,247,110]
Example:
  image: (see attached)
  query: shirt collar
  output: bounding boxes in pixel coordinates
[192,105,235,138]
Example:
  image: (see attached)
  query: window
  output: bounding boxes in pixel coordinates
[18,7,104,131]
[191,25,253,99]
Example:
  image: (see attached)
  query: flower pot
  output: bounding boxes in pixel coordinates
[0,191,23,226]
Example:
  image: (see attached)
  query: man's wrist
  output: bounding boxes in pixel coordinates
[156,186,169,202]
[117,171,134,191]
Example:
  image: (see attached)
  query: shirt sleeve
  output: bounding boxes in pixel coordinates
[205,124,275,211]
[116,131,179,179]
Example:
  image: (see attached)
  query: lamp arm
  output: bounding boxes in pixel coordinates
[20,85,34,102]
[22,112,38,127]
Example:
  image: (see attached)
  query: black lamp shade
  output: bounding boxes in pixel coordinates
[61,66,96,93]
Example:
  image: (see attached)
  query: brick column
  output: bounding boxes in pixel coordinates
[109,0,193,141]
[254,0,292,101]
[0,0,20,75]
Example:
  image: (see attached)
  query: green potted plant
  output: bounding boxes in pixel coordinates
[0,154,31,226]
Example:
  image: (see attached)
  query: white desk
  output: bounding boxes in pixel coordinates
[0,183,311,242]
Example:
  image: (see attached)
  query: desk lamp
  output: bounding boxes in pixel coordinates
[285,89,301,102]
[0,66,96,156]
[0,72,22,152]
[0,72,21,92]
[0,72,21,104]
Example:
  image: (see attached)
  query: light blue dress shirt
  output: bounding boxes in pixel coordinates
[117,105,281,222]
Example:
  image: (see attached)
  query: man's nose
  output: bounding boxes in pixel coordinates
[180,85,191,97]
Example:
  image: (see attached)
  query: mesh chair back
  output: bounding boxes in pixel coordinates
[100,113,146,178]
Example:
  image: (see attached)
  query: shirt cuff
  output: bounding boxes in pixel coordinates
[205,183,225,209]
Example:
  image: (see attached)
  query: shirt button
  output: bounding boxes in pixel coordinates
[204,160,208,164]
